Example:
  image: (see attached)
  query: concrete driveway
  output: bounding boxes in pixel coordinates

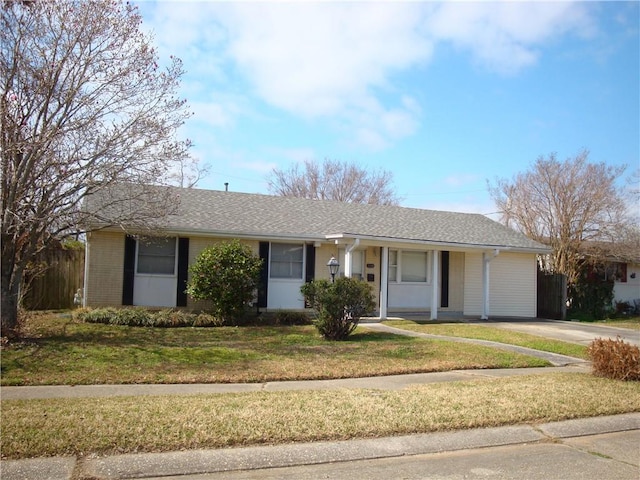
[469,319,639,347]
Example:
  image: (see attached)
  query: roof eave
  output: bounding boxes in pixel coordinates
[325,232,551,254]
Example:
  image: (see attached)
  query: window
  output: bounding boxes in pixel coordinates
[270,243,303,279]
[401,251,428,282]
[137,237,176,275]
[606,262,628,283]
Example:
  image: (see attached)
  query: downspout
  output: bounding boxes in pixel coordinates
[430,250,439,320]
[481,249,500,320]
[344,238,360,278]
[82,234,90,307]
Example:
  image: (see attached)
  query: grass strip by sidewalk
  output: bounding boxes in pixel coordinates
[383,320,589,359]
[2,372,639,459]
[2,315,550,386]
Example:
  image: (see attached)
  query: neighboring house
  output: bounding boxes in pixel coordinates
[601,256,640,308]
[612,260,640,307]
[83,184,550,320]
[581,242,640,309]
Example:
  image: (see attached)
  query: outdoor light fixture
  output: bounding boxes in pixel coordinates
[327,256,340,283]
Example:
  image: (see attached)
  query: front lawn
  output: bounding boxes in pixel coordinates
[1,312,550,386]
[383,320,590,359]
[3,373,639,459]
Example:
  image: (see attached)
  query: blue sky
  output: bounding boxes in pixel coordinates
[136,1,639,217]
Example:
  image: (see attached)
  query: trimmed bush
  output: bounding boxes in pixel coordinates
[75,308,223,328]
[587,336,640,381]
[186,240,263,323]
[301,277,375,341]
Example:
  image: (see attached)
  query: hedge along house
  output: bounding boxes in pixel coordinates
[83,184,550,320]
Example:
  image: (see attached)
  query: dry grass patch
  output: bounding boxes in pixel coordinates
[593,317,640,330]
[2,373,639,459]
[384,320,589,359]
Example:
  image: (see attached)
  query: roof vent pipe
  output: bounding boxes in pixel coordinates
[224,182,229,192]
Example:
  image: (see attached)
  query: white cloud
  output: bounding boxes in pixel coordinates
[137,1,597,152]
[427,2,595,74]
[224,3,433,116]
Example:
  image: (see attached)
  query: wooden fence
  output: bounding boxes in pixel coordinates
[537,270,567,320]
[22,247,85,310]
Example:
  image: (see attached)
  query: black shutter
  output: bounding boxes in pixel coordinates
[305,244,315,283]
[176,237,189,307]
[122,235,136,305]
[258,242,269,308]
[440,251,449,308]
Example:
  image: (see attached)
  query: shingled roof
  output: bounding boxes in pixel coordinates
[86,184,549,252]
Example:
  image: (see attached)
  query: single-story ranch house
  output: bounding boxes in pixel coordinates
[83,184,550,320]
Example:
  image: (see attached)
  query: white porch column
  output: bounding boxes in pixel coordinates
[482,252,490,320]
[430,250,439,320]
[380,246,389,320]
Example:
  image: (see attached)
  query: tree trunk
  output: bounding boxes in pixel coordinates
[1,260,21,340]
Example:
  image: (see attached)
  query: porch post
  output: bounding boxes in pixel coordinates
[482,252,490,320]
[431,250,439,320]
[380,247,389,320]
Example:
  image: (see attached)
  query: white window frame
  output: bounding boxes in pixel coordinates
[269,243,304,280]
[388,249,431,284]
[135,237,177,277]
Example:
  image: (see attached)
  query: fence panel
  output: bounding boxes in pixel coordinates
[537,270,567,320]
[23,247,85,310]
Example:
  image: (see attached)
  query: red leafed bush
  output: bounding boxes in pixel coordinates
[587,336,640,381]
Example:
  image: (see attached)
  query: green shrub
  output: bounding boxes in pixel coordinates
[193,313,224,327]
[301,277,375,341]
[76,308,224,328]
[186,240,263,323]
[587,336,640,381]
[568,264,614,320]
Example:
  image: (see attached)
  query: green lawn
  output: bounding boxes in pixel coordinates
[1,313,550,386]
[383,320,590,359]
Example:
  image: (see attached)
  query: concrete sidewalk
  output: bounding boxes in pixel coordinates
[2,414,638,480]
[0,365,590,400]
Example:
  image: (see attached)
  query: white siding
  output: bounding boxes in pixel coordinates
[490,253,537,317]
[464,252,537,318]
[388,284,431,309]
[614,262,640,303]
[463,253,483,316]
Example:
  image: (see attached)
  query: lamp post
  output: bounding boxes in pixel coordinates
[327,256,340,283]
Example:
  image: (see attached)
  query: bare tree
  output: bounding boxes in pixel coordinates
[1,0,197,337]
[267,158,401,205]
[489,150,628,284]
